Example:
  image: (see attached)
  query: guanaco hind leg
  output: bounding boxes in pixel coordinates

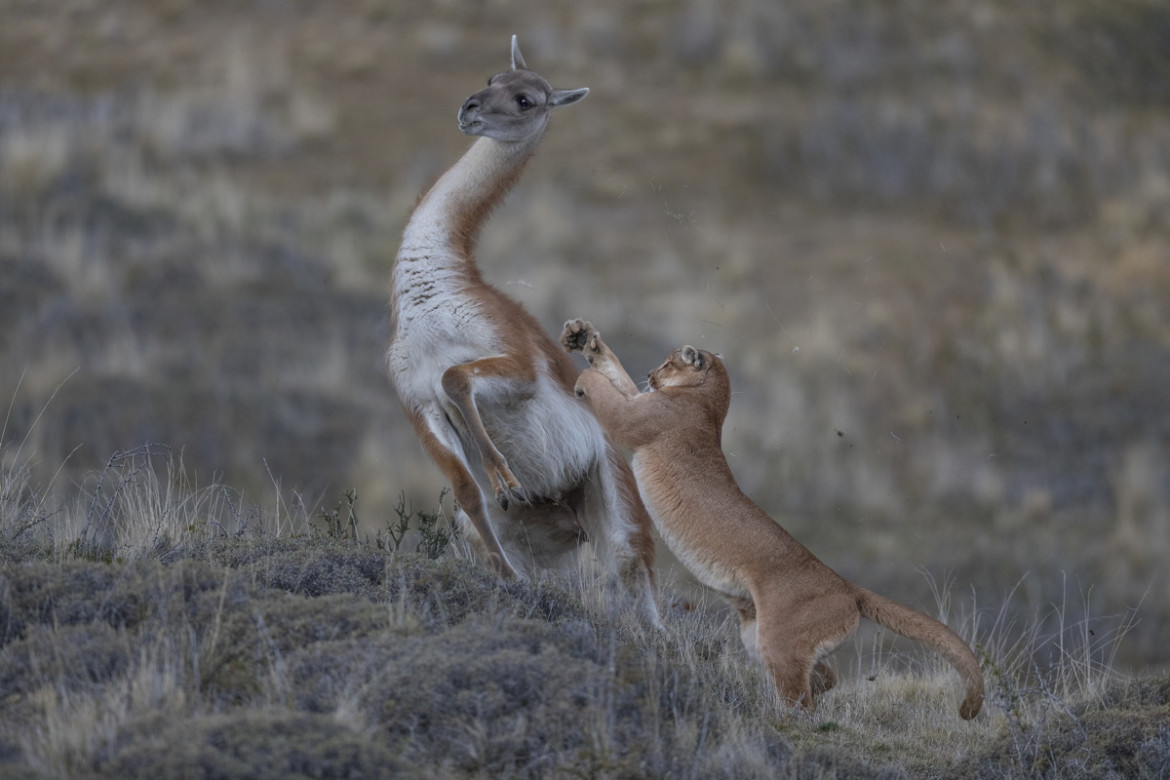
[440,355,537,510]
[408,403,517,578]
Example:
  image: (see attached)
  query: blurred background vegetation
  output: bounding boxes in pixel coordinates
[2,0,1167,670]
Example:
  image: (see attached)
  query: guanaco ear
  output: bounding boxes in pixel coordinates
[550,87,589,107]
[510,35,527,70]
[681,346,704,370]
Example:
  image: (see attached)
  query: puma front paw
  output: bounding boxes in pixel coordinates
[561,319,602,362]
[561,319,598,354]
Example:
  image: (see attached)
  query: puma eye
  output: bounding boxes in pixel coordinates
[516,94,532,109]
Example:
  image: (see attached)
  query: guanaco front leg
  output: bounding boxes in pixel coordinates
[441,356,535,510]
[561,319,641,399]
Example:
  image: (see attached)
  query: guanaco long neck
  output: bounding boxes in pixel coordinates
[393,133,543,317]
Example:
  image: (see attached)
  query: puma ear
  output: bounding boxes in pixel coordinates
[510,35,527,70]
[550,87,589,107]
[681,346,704,369]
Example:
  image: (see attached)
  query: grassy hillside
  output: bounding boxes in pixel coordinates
[1,458,1167,778]
[1,0,1169,772]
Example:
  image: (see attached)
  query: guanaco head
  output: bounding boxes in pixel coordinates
[457,35,589,142]
[648,346,731,421]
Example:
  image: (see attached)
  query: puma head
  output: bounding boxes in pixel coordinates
[649,345,725,390]
[648,343,731,428]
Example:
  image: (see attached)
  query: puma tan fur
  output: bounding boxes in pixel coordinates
[562,320,984,719]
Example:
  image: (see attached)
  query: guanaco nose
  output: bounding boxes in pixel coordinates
[459,95,481,120]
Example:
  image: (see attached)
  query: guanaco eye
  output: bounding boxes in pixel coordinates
[516,94,532,109]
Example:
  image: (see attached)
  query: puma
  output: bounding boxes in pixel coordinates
[561,319,983,719]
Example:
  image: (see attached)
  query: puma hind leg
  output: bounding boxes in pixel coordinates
[811,661,837,695]
[756,591,858,711]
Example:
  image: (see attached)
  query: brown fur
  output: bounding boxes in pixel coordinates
[562,320,984,719]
